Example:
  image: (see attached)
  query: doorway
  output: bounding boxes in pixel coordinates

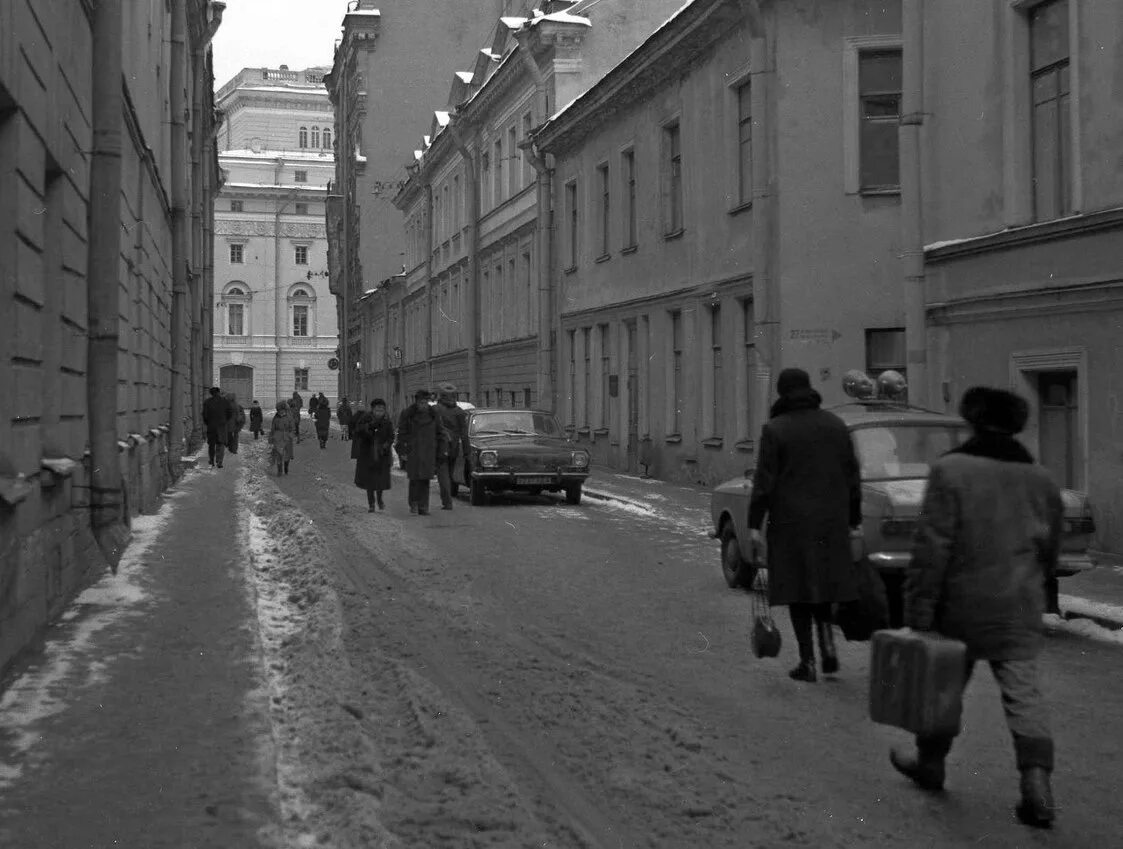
[1037,370,1079,489]
[625,321,639,473]
[219,364,254,404]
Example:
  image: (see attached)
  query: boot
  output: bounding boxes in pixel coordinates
[817,621,839,674]
[889,744,946,792]
[1016,768,1055,828]
[377,493,385,510]
[788,661,817,682]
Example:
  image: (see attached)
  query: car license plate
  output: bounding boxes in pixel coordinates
[520,476,554,485]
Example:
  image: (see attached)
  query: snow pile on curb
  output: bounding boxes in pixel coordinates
[239,458,397,849]
[0,492,181,789]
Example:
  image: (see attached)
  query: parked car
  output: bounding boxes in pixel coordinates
[452,409,590,505]
[710,372,1096,625]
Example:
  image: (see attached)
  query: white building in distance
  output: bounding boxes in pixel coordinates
[213,65,339,407]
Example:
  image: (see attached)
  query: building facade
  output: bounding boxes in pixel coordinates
[534,0,910,484]
[0,0,223,675]
[918,0,1123,559]
[213,66,339,406]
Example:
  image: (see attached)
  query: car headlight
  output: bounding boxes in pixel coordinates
[571,450,589,468]
[479,450,499,469]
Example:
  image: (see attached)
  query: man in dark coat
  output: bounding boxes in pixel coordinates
[249,401,264,439]
[351,398,395,511]
[748,368,861,682]
[226,393,246,455]
[290,391,303,441]
[891,386,1063,829]
[434,383,471,510]
[313,394,332,449]
[202,387,232,469]
[337,397,353,441]
[394,388,449,516]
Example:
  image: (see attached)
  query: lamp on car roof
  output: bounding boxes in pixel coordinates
[842,369,909,401]
[843,369,877,400]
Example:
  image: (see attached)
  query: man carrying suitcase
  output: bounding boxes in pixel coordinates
[892,386,1063,829]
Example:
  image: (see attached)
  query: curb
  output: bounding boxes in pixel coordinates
[1058,594,1123,633]
[582,487,655,513]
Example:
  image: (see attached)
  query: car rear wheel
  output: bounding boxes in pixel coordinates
[564,484,582,505]
[469,478,489,506]
[720,523,755,589]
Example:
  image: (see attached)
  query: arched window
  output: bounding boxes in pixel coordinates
[288,285,315,338]
[298,126,308,148]
[221,282,251,337]
[311,126,320,148]
[323,128,332,150]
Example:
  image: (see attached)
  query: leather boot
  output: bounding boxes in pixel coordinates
[1016,768,1055,828]
[817,621,839,674]
[889,744,945,792]
[788,661,817,682]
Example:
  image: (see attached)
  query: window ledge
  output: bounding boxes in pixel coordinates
[664,433,682,444]
[564,265,578,276]
[576,426,591,436]
[702,437,724,449]
[858,187,901,198]
[620,245,638,255]
[594,253,612,264]
[593,427,610,436]
[729,201,752,216]
[663,228,685,241]
[734,439,755,453]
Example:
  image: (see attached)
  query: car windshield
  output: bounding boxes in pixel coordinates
[470,411,563,437]
[851,424,968,480]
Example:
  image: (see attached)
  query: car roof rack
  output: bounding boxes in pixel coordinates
[829,399,948,416]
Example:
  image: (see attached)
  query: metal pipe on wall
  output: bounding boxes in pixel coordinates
[901,0,927,405]
[86,0,128,567]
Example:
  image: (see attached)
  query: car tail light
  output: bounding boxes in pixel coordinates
[880,518,917,538]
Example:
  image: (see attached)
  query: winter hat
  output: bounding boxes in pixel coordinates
[414,388,431,400]
[776,368,812,398]
[437,382,457,394]
[958,386,1029,435]
[371,398,386,407]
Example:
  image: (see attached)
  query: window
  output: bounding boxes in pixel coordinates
[453,175,461,232]
[294,203,308,215]
[293,305,309,336]
[597,163,610,258]
[493,139,503,204]
[866,327,907,388]
[711,305,723,435]
[522,112,534,186]
[508,125,519,196]
[482,152,491,209]
[311,126,320,148]
[858,50,902,191]
[622,149,637,249]
[294,170,307,183]
[664,122,683,234]
[741,299,755,439]
[442,184,450,241]
[583,327,592,426]
[1030,0,1071,221]
[671,310,683,433]
[522,251,533,337]
[600,324,611,428]
[567,329,577,425]
[298,126,308,148]
[229,244,244,264]
[227,303,245,336]
[737,82,752,205]
[230,200,244,212]
[294,245,308,265]
[323,128,332,150]
[294,368,309,390]
[1037,370,1078,488]
[566,180,578,269]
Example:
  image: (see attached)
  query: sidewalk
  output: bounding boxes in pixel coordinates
[0,452,280,848]
[583,464,1123,637]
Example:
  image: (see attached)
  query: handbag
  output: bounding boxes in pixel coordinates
[749,569,782,658]
[836,555,890,642]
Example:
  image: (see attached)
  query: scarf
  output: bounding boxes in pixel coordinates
[948,431,1034,464]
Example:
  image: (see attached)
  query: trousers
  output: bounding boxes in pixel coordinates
[436,455,459,507]
[206,429,226,466]
[917,656,1053,771]
[408,478,431,512]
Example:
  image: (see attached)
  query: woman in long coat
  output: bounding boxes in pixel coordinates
[269,401,295,475]
[748,368,861,682]
[249,400,264,439]
[314,398,332,449]
[351,398,394,511]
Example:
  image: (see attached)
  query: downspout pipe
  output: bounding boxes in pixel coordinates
[515,31,556,412]
[169,0,189,472]
[901,0,927,405]
[87,0,128,567]
[449,118,480,403]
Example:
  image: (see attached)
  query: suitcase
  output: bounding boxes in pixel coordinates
[869,629,968,738]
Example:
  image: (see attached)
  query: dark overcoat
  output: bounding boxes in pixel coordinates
[269,409,295,462]
[314,403,332,439]
[351,411,395,490]
[907,435,1063,661]
[249,404,264,433]
[434,401,471,460]
[394,404,449,480]
[337,402,353,427]
[202,394,231,437]
[748,390,861,606]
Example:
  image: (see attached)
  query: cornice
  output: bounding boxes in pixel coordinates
[925,206,1123,263]
[215,220,327,238]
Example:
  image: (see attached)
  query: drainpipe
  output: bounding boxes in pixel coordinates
[169,0,189,472]
[901,0,927,405]
[87,0,128,566]
[449,119,480,403]
[424,183,434,388]
[515,31,556,411]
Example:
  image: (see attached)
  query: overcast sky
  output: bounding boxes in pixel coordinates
[212,0,351,90]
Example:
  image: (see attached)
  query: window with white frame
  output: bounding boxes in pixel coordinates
[858,50,902,191]
[222,284,250,337]
[737,82,752,206]
[294,170,307,183]
[1030,0,1072,221]
[230,200,244,212]
[663,121,683,234]
[622,148,637,249]
[229,243,244,264]
[294,245,308,265]
[298,126,308,148]
[311,126,320,148]
[866,327,907,389]
[323,128,332,150]
[597,162,610,258]
[294,368,309,390]
[290,286,313,337]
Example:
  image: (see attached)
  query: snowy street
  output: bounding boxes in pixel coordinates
[2,436,1122,848]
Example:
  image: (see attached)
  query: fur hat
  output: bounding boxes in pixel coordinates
[776,368,812,397]
[414,388,431,400]
[958,386,1029,435]
[437,382,457,395]
[371,398,386,407]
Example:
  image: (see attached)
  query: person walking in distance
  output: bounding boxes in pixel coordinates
[226,393,246,455]
[890,387,1063,829]
[290,390,304,442]
[313,393,332,449]
[249,400,264,440]
[270,401,295,475]
[308,392,320,421]
[351,398,395,512]
[434,383,471,510]
[337,397,353,441]
[747,368,862,682]
[394,388,449,516]
[202,387,232,469]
